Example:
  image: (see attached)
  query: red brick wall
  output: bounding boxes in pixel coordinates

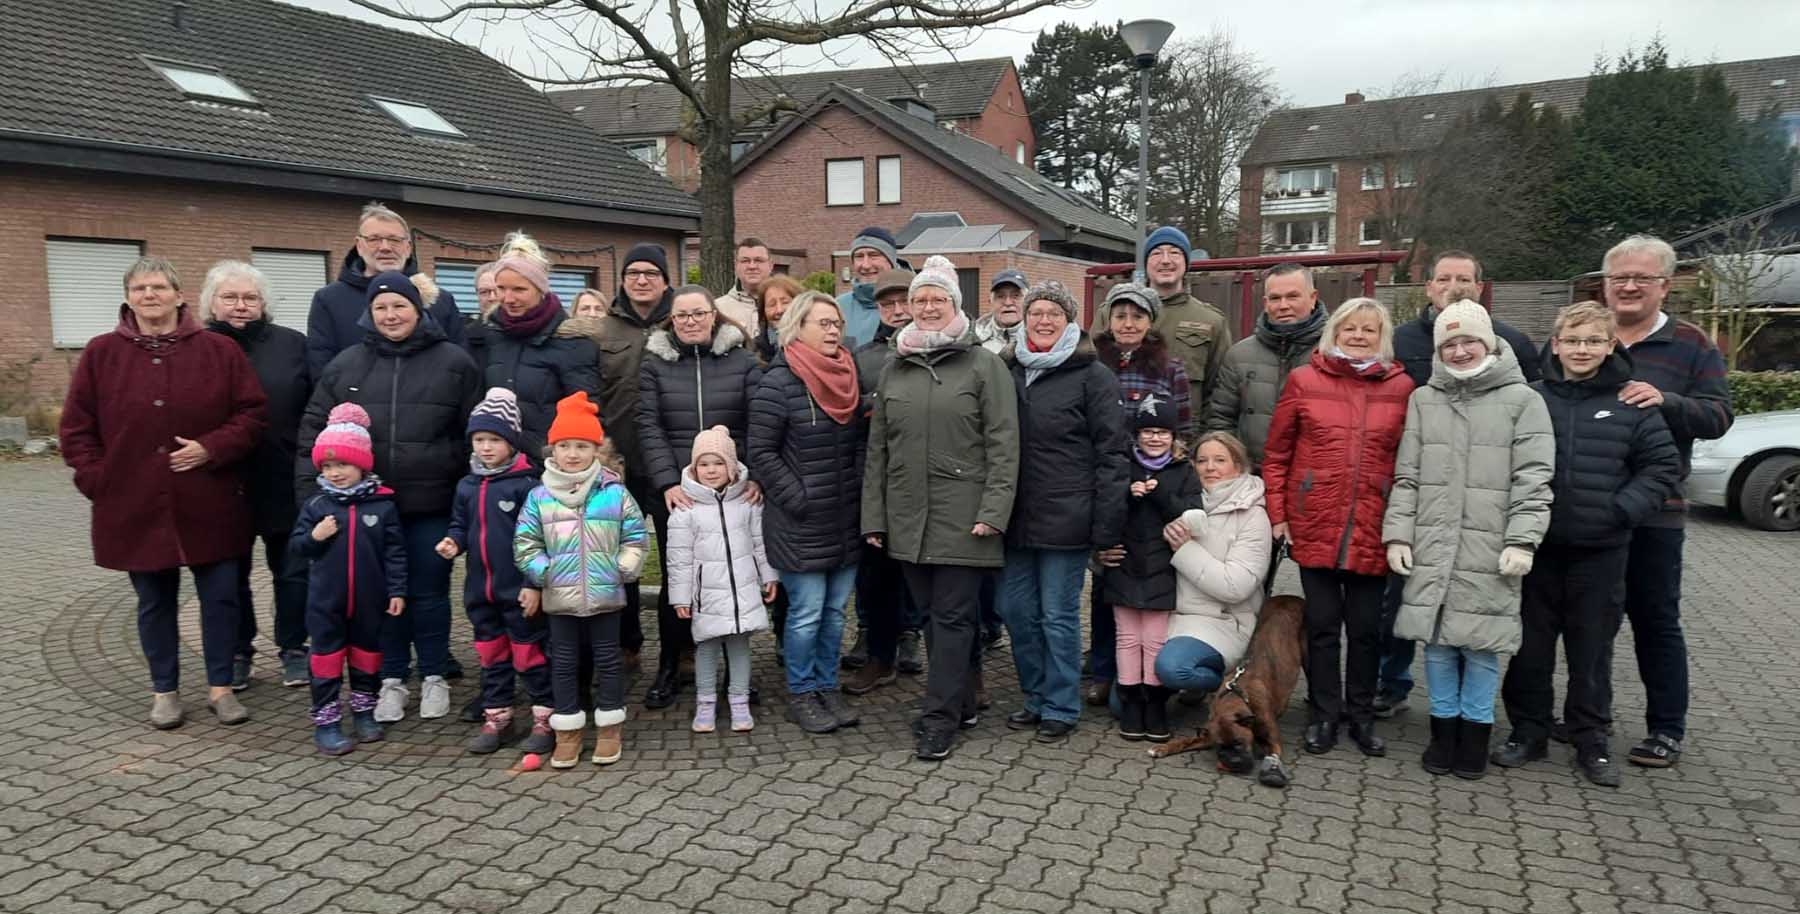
[964,65,1037,168]
[733,105,1043,280]
[0,165,685,412]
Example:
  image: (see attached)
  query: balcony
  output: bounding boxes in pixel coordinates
[1260,241,1331,254]
[1260,187,1335,216]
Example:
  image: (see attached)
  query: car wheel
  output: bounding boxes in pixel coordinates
[1739,454,1800,532]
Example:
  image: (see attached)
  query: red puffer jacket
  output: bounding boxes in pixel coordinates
[1261,350,1413,576]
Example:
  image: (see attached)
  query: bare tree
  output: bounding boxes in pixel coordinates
[348,0,1083,287]
[1695,215,1800,370]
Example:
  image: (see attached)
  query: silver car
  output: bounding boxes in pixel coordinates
[1685,408,1800,531]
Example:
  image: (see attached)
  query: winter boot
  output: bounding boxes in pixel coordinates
[1422,716,1456,775]
[315,723,354,756]
[1453,718,1493,780]
[522,706,554,755]
[1491,732,1548,769]
[820,690,860,728]
[1117,684,1147,741]
[352,710,385,743]
[592,708,626,765]
[787,693,837,733]
[549,711,585,769]
[841,630,869,670]
[843,661,896,695]
[693,696,718,733]
[1143,686,1172,743]
[467,708,515,755]
[729,695,754,732]
[895,630,924,674]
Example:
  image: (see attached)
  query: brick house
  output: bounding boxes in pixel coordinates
[1237,55,1800,263]
[549,58,1038,195]
[0,0,698,412]
[731,85,1137,293]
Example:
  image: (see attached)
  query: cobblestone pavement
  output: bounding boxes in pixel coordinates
[2,457,1797,914]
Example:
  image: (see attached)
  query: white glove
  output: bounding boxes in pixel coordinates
[1499,545,1534,577]
[1386,543,1413,576]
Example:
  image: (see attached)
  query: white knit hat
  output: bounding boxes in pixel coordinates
[1434,299,1496,351]
[908,255,962,309]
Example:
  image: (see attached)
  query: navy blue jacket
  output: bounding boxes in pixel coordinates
[1533,350,1683,548]
[748,352,866,573]
[446,454,540,608]
[1395,306,1539,387]
[291,485,408,618]
[1617,315,1734,498]
[305,249,466,377]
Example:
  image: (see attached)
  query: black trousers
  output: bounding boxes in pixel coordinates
[621,478,690,664]
[236,520,310,657]
[860,546,919,665]
[1298,566,1385,725]
[131,560,241,692]
[549,612,624,716]
[306,591,385,723]
[1618,525,1689,741]
[901,562,984,736]
[1505,543,1629,749]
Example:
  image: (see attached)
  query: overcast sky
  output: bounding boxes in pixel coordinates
[296,0,1800,108]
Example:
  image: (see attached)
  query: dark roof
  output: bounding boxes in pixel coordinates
[0,0,698,220]
[1672,190,1800,252]
[1245,54,1800,166]
[549,58,1014,138]
[736,85,1136,252]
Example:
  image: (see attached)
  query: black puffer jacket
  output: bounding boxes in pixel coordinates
[1103,455,1207,610]
[482,306,602,457]
[1532,349,1682,547]
[748,351,865,572]
[1004,336,1130,551]
[305,249,465,377]
[637,323,762,494]
[208,317,312,527]
[297,311,482,517]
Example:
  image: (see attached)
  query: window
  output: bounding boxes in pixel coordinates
[438,262,598,316]
[826,159,864,206]
[730,141,752,161]
[46,239,144,347]
[250,249,329,328]
[1360,219,1383,245]
[877,156,901,204]
[370,96,464,137]
[1275,165,1333,193]
[624,139,667,174]
[1394,160,1418,187]
[1268,218,1331,248]
[147,59,258,106]
[1781,113,1800,149]
[1361,164,1384,190]
[1015,141,1027,165]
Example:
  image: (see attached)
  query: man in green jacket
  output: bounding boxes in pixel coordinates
[1091,225,1232,412]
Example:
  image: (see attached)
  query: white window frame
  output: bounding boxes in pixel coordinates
[1359,218,1382,245]
[46,238,145,348]
[1269,217,1331,248]
[1361,164,1384,190]
[876,156,901,204]
[370,96,465,137]
[1015,141,1027,164]
[1276,165,1333,193]
[624,138,668,174]
[826,158,865,206]
[145,58,259,106]
[1395,160,1418,187]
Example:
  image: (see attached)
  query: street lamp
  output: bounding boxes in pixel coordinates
[1121,19,1174,283]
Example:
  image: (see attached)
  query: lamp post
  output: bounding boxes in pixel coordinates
[1120,19,1174,284]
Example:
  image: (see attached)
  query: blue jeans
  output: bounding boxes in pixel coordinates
[781,564,858,694]
[1376,574,1414,699]
[381,513,453,680]
[1423,644,1500,723]
[1154,636,1227,693]
[999,547,1087,724]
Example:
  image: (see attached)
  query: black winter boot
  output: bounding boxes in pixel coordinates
[1453,718,1493,780]
[1143,686,1172,743]
[1422,716,1456,775]
[643,653,679,710]
[1117,684,1147,741]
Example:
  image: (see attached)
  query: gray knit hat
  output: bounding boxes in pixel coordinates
[1023,281,1078,323]
[1103,281,1161,324]
[908,255,962,309]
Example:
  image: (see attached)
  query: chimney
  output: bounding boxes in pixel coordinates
[888,96,937,122]
[172,1,189,31]
[1345,91,1365,105]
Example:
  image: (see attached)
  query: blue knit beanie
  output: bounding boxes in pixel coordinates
[1143,226,1193,271]
[850,227,899,270]
[467,387,523,450]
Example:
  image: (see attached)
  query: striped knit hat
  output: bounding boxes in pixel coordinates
[312,402,375,472]
[467,387,523,450]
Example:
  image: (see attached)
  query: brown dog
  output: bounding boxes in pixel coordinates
[1148,594,1306,788]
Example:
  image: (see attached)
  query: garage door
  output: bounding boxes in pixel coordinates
[46,239,144,348]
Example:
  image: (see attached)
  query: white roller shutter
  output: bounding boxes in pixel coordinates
[251,250,329,329]
[46,239,143,348]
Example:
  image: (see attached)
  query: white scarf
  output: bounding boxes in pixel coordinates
[896,311,971,357]
[540,460,602,508]
[1014,323,1082,385]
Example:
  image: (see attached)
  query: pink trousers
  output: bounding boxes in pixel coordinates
[1113,607,1170,687]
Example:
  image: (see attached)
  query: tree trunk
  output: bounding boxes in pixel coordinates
[695,3,735,291]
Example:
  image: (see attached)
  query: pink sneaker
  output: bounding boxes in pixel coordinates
[729,695,754,732]
[692,696,717,733]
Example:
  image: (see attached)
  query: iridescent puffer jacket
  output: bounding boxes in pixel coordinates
[514,466,649,617]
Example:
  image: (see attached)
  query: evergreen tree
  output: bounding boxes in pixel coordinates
[1021,23,1143,219]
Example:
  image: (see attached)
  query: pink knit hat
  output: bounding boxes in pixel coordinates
[313,402,375,472]
[492,255,551,295]
[688,425,738,483]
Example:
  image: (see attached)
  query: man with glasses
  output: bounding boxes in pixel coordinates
[1594,234,1733,770]
[305,201,466,377]
[718,237,773,336]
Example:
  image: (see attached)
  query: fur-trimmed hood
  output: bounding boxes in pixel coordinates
[644,321,748,362]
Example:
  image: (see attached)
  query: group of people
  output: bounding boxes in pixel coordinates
[61,203,1730,780]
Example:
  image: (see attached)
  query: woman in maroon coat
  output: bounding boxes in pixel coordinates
[61,257,268,731]
[1261,297,1413,759]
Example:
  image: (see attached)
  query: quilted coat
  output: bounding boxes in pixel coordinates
[1382,340,1555,654]
[481,307,601,458]
[1532,349,1682,547]
[1002,337,1130,552]
[514,466,649,617]
[636,323,762,494]
[665,465,778,642]
[1261,350,1414,576]
[748,349,867,573]
[1167,474,1274,667]
[1203,306,1325,467]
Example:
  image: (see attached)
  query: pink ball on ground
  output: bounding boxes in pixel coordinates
[519,753,543,771]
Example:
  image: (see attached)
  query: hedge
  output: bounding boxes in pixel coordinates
[802,271,838,296]
[1728,372,1800,415]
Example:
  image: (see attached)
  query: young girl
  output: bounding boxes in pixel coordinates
[1100,394,1205,742]
[667,426,779,734]
[515,391,649,768]
[437,388,551,756]
[290,403,407,756]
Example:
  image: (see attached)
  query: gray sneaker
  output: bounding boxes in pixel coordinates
[280,651,309,687]
[150,692,183,730]
[231,655,253,692]
[786,693,838,734]
[819,689,860,728]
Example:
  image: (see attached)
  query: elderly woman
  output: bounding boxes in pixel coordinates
[572,288,608,320]
[998,281,1127,743]
[1262,297,1415,758]
[62,257,268,729]
[202,261,313,691]
[638,284,764,707]
[299,271,482,724]
[863,256,1019,761]
[483,234,602,457]
[464,261,502,369]
[754,274,804,365]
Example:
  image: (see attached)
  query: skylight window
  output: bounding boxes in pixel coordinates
[370,97,465,137]
[1010,174,1046,195]
[148,59,258,106]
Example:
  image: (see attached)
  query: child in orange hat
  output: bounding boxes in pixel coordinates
[514,391,649,768]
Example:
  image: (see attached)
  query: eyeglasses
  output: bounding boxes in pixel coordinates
[624,269,663,281]
[670,311,712,324]
[215,293,263,305]
[1025,309,1066,322]
[1138,429,1174,439]
[1438,339,1487,354]
[1557,336,1613,350]
[357,234,410,246]
[810,318,846,331]
[1604,274,1667,287]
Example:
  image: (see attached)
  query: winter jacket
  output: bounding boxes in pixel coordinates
[207,317,312,528]
[1166,475,1274,666]
[715,285,762,339]
[1617,313,1734,523]
[514,467,650,616]
[862,330,1020,568]
[636,324,763,494]
[61,306,268,572]
[1262,350,1415,576]
[1394,304,1538,387]
[748,351,867,572]
[974,313,1023,356]
[1204,306,1326,467]
[838,284,881,350]
[296,310,483,517]
[446,454,541,609]
[305,249,465,378]
[1102,456,1207,611]
[1532,350,1682,548]
[1383,340,1555,655]
[1091,290,1232,408]
[666,466,778,641]
[481,309,602,458]
[290,484,407,619]
[1095,333,1193,440]
[1003,337,1130,551]
[559,289,672,475]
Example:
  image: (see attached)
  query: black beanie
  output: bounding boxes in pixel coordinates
[1128,390,1179,433]
[622,243,670,281]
